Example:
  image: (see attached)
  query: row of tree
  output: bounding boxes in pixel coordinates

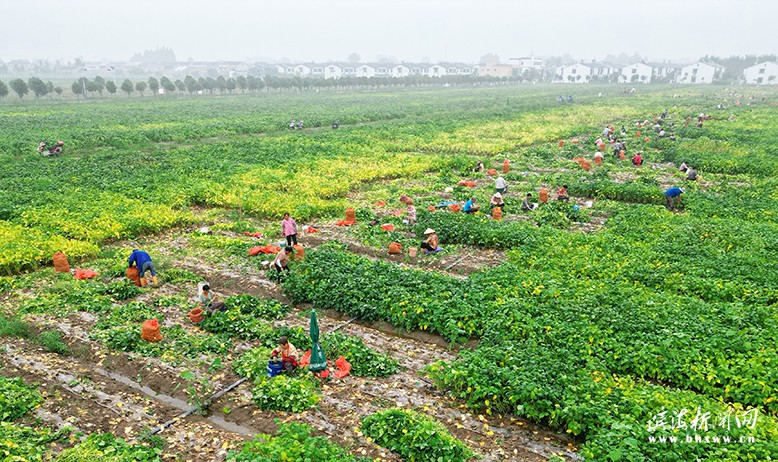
[0,77,64,100]
[1,74,526,100]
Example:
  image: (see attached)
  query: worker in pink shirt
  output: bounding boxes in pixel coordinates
[281,212,298,246]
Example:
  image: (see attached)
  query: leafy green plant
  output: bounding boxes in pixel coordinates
[179,370,215,415]
[0,315,31,338]
[0,422,69,461]
[232,347,273,380]
[361,408,474,462]
[161,268,200,284]
[251,374,320,413]
[227,421,367,462]
[0,375,43,421]
[321,332,398,377]
[54,432,162,461]
[199,308,275,341]
[38,330,69,355]
[223,294,291,320]
[101,279,142,300]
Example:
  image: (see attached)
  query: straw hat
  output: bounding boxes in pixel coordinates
[493,192,502,198]
[424,228,435,234]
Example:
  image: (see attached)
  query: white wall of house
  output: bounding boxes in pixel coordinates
[558,63,591,83]
[324,65,342,79]
[621,63,653,83]
[355,65,375,78]
[428,64,446,77]
[743,61,778,85]
[293,65,311,77]
[392,65,410,77]
[677,62,718,84]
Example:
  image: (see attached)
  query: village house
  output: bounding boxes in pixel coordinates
[743,61,778,85]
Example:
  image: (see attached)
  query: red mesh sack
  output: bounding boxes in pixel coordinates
[74,269,98,280]
[333,356,351,379]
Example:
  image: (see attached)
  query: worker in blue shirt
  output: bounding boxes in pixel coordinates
[463,197,480,214]
[128,249,157,286]
[664,187,685,211]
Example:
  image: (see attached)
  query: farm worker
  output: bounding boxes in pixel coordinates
[420,228,439,252]
[602,127,610,138]
[49,141,64,155]
[273,245,294,279]
[490,193,505,211]
[679,162,689,172]
[557,185,570,202]
[521,193,536,211]
[685,167,698,181]
[270,337,299,372]
[664,187,685,211]
[37,142,47,154]
[538,188,549,204]
[463,197,480,214]
[594,151,604,165]
[621,126,627,135]
[128,249,157,286]
[495,174,508,194]
[473,159,484,173]
[281,212,298,246]
[405,200,417,225]
[632,153,643,166]
[198,283,226,312]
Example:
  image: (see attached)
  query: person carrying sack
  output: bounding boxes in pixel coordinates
[128,249,157,286]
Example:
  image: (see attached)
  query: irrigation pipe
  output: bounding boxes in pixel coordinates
[133,376,247,442]
[444,253,471,271]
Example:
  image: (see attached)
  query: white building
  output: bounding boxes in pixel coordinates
[648,62,683,82]
[743,61,778,85]
[621,63,654,84]
[355,64,376,78]
[676,62,723,84]
[557,63,592,83]
[293,64,312,77]
[509,56,545,70]
[427,64,446,77]
[392,64,411,78]
[323,64,343,79]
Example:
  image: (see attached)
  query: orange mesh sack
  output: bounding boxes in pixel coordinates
[502,160,510,174]
[141,319,163,342]
[188,308,204,324]
[126,267,142,287]
[388,242,402,254]
[539,189,549,203]
[486,169,498,176]
[293,244,305,262]
[345,208,356,222]
[53,252,70,273]
[492,207,503,220]
[448,204,461,213]
[580,160,592,171]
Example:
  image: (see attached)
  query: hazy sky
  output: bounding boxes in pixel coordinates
[2,0,775,63]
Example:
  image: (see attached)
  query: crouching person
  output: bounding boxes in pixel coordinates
[271,336,299,373]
